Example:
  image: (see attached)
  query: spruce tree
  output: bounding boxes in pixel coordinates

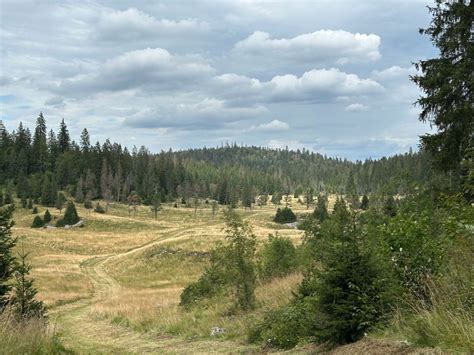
[57,201,80,227]
[43,209,52,224]
[313,195,329,222]
[57,118,70,153]
[383,196,397,217]
[55,192,66,213]
[31,215,44,228]
[10,238,47,319]
[412,0,474,181]
[31,112,48,172]
[0,205,16,310]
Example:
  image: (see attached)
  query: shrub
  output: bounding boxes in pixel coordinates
[43,210,51,224]
[31,216,43,228]
[32,207,38,214]
[259,234,297,280]
[180,209,257,310]
[273,207,296,224]
[56,201,80,227]
[94,202,105,214]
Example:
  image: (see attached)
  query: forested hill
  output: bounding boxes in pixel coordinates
[0,116,434,206]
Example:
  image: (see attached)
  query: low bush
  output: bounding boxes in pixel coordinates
[31,216,44,228]
[258,234,297,280]
[273,207,296,224]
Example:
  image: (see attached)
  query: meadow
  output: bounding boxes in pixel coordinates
[11,197,312,353]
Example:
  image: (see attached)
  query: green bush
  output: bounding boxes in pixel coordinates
[31,216,44,228]
[273,207,296,224]
[258,234,297,280]
[94,202,105,214]
[56,201,80,227]
[32,207,38,214]
[43,210,51,224]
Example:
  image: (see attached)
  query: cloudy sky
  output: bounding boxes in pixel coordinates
[0,0,436,160]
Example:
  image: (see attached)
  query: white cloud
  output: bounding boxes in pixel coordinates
[267,68,383,101]
[51,48,214,95]
[96,8,210,40]
[371,66,416,80]
[234,30,381,63]
[345,103,368,112]
[250,119,289,131]
[267,139,306,151]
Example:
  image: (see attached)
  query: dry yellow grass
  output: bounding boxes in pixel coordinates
[12,199,306,353]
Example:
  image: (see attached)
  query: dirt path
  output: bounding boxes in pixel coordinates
[49,225,253,354]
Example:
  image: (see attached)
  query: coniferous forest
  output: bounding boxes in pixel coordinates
[0,0,473,354]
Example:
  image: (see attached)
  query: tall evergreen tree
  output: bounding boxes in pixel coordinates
[57,118,70,153]
[0,205,16,310]
[31,112,48,172]
[412,0,474,182]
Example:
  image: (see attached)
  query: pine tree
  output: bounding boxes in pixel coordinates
[57,118,70,153]
[412,0,474,182]
[0,205,16,310]
[31,215,44,228]
[80,128,90,153]
[313,195,329,222]
[57,201,80,227]
[31,112,48,172]
[305,188,314,209]
[43,209,52,224]
[55,192,66,213]
[10,238,47,319]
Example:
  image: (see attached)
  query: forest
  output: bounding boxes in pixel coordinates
[0,0,473,354]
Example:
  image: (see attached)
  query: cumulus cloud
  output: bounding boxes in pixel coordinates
[213,68,382,104]
[345,103,368,112]
[234,30,381,64]
[250,119,289,132]
[51,48,214,96]
[96,8,210,41]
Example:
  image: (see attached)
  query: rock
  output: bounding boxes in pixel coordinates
[64,225,71,229]
[210,327,226,337]
[284,222,298,229]
[72,220,85,228]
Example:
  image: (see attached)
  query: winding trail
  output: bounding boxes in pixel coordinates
[48,226,237,354]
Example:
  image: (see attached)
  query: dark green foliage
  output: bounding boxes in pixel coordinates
[56,201,80,227]
[259,234,297,280]
[43,209,51,224]
[248,300,313,349]
[94,202,105,214]
[31,216,44,228]
[273,207,296,224]
[55,192,66,212]
[411,0,474,181]
[4,187,13,205]
[10,239,47,319]
[360,194,369,210]
[313,195,329,222]
[383,196,397,217]
[27,198,33,209]
[32,206,38,214]
[0,193,3,207]
[40,173,57,207]
[0,205,16,310]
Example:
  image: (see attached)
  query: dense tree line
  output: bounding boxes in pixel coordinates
[0,116,438,207]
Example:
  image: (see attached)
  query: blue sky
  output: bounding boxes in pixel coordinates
[0,0,436,160]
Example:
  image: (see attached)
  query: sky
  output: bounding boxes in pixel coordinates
[0,0,437,160]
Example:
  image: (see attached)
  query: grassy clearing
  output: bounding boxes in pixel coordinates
[12,198,306,352]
